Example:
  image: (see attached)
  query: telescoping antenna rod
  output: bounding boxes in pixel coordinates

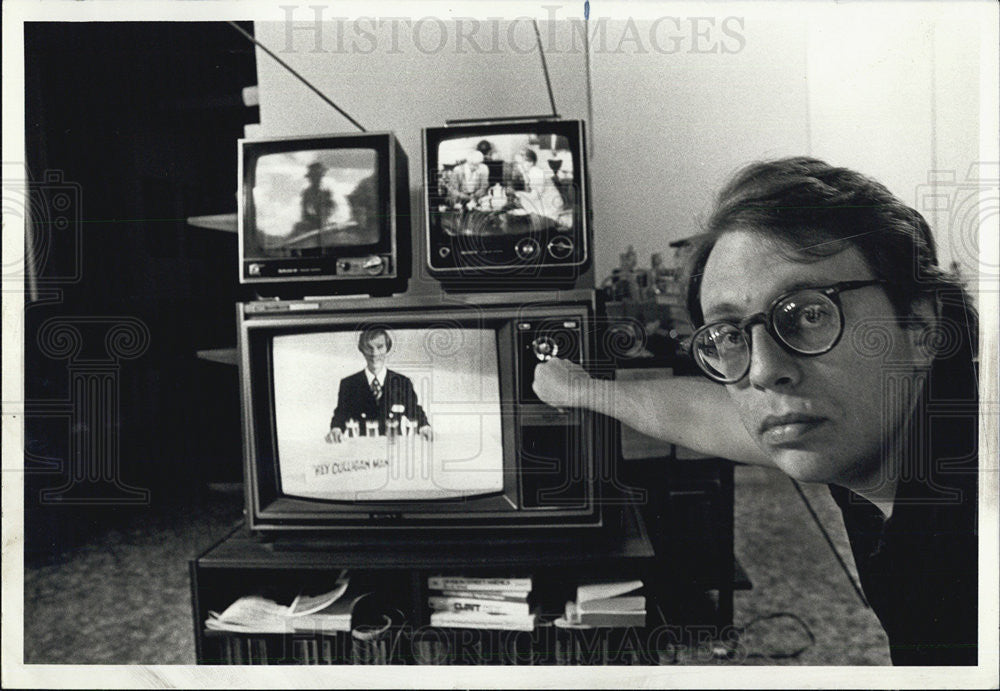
[446,19,562,127]
[583,1,594,157]
[532,19,559,119]
[445,115,562,126]
[228,21,367,133]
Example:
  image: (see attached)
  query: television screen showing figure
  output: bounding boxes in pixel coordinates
[247,148,380,258]
[238,133,410,294]
[432,133,575,237]
[271,326,504,501]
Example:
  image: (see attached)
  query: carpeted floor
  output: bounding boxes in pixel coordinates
[23,490,245,665]
[21,466,890,666]
[726,465,890,665]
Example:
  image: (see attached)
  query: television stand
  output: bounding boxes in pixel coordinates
[261,507,642,556]
[189,504,661,665]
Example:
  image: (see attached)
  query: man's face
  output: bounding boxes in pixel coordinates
[699,229,928,486]
[361,334,389,372]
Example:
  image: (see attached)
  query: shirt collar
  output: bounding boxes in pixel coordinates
[365,367,385,385]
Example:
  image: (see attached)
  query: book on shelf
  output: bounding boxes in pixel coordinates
[205,572,370,634]
[563,579,646,628]
[289,590,373,633]
[429,610,538,631]
[427,575,532,592]
[437,589,529,602]
[288,570,349,615]
[428,595,531,617]
[575,579,643,603]
[564,600,646,628]
[206,596,293,634]
[578,595,646,614]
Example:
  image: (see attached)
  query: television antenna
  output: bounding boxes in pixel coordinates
[445,18,561,127]
[227,22,367,133]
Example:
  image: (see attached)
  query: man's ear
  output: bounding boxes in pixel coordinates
[909,294,941,365]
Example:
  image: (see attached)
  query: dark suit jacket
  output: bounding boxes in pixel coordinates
[330,369,429,434]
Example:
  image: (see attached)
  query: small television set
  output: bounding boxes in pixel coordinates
[423,119,590,289]
[238,132,410,296]
[238,291,606,532]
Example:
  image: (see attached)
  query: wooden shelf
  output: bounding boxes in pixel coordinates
[187,213,237,233]
[190,507,663,665]
[196,507,653,572]
[196,348,238,366]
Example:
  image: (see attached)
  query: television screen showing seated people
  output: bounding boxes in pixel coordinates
[272,325,504,501]
[433,134,575,237]
[248,148,380,258]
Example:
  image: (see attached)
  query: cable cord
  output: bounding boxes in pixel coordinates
[788,477,869,608]
[737,612,816,660]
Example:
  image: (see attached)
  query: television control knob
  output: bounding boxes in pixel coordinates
[531,336,559,361]
[438,246,451,258]
[363,256,385,275]
[337,260,351,271]
[515,238,540,261]
[547,235,574,260]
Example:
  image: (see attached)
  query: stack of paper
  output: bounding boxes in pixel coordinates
[560,579,646,628]
[206,572,371,634]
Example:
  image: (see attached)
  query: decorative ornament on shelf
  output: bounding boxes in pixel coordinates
[600,244,699,365]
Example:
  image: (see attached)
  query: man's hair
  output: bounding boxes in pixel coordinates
[523,148,537,164]
[685,157,977,350]
[358,328,392,353]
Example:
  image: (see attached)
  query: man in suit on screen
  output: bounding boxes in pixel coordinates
[325,328,432,443]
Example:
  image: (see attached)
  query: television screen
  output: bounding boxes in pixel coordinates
[238,133,410,295]
[248,148,380,257]
[432,133,575,237]
[423,120,589,284]
[270,327,504,501]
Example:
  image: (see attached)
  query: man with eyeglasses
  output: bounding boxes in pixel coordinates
[533,157,979,665]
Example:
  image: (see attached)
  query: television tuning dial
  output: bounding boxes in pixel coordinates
[547,235,574,260]
[531,336,559,361]
[515,237,541,261]
[336,256,386,276]
[362,256,386,275]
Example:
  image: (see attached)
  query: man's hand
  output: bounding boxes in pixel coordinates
[532,357,591,409]
[418,425,433,441]
[325,428,343,444]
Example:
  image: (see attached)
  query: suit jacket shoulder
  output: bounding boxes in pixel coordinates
[342,370,368,387]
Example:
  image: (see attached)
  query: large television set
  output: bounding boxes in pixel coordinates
[422,119,590,289]
[239,291,607,532]
[238,132,410,296]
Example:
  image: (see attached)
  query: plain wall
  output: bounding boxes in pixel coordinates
[253,2,984,286]
[805,3,985,277]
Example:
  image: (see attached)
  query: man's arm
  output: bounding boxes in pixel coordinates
[329,376,357,433]
[448,169,471,203]
[397,374,429,429]
[532,357,772,466]
[473,167,490,198]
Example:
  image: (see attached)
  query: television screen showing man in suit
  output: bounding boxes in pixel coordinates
[325,328,432,443]
[270,326,504,501]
